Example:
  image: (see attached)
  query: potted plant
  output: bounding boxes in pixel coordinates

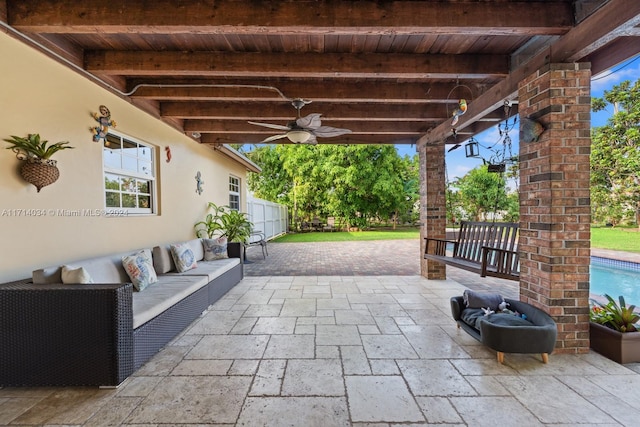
[194,202,253,258]
[4,133,74,192]
[589,294,640,364]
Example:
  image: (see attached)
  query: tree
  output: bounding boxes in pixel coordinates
[591,79,640,227]
[247,144,417,230]
[451,165,510,221]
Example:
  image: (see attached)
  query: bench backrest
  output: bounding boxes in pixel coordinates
[453,221,519,264]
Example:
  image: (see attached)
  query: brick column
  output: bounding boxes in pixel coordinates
[518,63,591,354]
[419,142,447,279]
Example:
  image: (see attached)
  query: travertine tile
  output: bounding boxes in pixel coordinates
[397,359,477,396]
[345,376,424,422]
[237,397,349,426]
[280,298,316,316]
[251,317,297,335]
[125,376,251,424]
[415,396,464,424]
[450,396,543,426]
[282,359,344,396]
[316,324,362,346]
[341,345,371,375]
[186,335,269,360]
[362,335,418,359]
[170,359,232,376]
[250,360,286,396]
[263,334,315,359]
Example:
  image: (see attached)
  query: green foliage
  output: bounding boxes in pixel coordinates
[273,228,420,243]
[4,133,74,159]
[590,226,640,252]
[451,165,512,221]
[591,78,640,227]
[590,294,639,333]
[194,202,253,243]
[247,144,418,230]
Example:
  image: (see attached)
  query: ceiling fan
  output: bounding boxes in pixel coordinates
[248,99,352,144]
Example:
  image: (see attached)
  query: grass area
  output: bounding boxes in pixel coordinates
[272,228,420,243]
[591,226,640,253]
[272,225,640,253]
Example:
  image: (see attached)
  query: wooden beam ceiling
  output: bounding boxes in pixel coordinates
[3,0,638,147]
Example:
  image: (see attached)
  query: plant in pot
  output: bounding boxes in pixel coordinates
[589,294,640,364]
[4,133,74,192]
[194,202,253,259]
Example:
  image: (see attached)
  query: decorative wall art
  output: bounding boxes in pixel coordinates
[195,171,204,195]
[91,105,116,143]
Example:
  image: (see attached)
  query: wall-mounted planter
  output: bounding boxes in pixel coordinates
[20,157,60,192]
[4,133,73,193]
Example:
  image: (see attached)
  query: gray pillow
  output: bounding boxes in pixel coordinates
[463,289,504,311]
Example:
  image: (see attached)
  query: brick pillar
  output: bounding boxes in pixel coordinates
[419,142,447,279]
[518,63,591,354]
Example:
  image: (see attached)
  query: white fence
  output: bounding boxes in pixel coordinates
[247,197,288,241]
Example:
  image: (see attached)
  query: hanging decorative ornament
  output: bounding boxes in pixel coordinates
[451,99,467,126]
[91,105,116,143]
[165,146,172,163]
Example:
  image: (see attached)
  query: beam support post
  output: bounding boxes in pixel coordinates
[518,62,592,354]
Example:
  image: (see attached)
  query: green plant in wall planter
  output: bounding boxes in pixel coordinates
[195,202,253,258]
[589,294,640,364]
[4,133,74,192]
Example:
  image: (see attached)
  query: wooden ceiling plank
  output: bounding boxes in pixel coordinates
[85,51,509,79]
[184,119,433,134]
[9,0,573,36]
[161,101,448,121]
[421,0,640,146]
[129,80,485,103]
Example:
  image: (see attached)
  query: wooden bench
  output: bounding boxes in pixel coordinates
[423,221,520,281]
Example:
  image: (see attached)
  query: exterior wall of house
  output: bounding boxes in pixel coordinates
[0,33,249,282]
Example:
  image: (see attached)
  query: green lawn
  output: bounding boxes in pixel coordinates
[272,228,420,243]
[272,225,640,253]
[591,226,640,253]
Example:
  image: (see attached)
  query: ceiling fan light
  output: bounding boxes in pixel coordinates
[287,130,311,143]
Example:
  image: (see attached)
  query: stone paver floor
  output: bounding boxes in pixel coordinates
[2,274,639,426]
[3,241,640,425]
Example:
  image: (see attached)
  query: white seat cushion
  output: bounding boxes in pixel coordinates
[132,274,209,329]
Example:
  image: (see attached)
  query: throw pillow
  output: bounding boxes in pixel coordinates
[203,237,229,261]
[463,289,504,311]
[61,265,94,284]
[170,243,198,272]
[122,250,158,291]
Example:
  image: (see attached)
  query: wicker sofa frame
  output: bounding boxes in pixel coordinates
[0,258,242,388]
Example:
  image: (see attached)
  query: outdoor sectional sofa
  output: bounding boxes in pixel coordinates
[0,238,243,387]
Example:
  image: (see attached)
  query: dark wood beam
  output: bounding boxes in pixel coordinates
[8,0,573,36]
[129,79,487,104]
[185,120,433,135]
[421,0,640,145]
[162,101,448,121]
[200,134,419,145]
[85,51,508,79]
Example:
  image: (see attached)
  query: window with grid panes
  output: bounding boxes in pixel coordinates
[229,175,240,211]
[103,132,156,214]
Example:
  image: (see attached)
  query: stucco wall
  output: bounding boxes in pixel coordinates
[0,33,248,282]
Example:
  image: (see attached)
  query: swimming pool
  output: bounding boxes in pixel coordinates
[590,257,640,303]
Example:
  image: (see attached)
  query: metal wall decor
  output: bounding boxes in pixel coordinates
[91,105,116,143]
[195,171,204,195]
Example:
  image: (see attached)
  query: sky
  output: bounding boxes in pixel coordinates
[396,56,640,183]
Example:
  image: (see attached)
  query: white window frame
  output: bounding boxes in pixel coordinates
[229,175,241,211]
[102,131,157,215]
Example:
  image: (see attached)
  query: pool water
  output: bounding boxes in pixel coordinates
[590,258,640,304]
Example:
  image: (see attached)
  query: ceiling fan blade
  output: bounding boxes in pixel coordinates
[248,121,291,131]
[296,113,322,130]
[301,134,318,145]
[261,134,289,143]
[312,126,352,138]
